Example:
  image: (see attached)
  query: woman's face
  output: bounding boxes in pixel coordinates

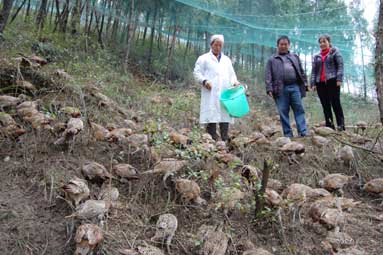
[319,38,330,50]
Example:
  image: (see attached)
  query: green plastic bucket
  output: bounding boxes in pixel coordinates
[220,85,250,118]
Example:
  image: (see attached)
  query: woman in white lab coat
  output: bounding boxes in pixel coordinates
[193,34,239,141]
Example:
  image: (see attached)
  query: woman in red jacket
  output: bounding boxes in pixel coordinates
[311,34,345,131]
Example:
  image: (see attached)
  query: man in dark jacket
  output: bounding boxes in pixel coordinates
[265,35,308,137]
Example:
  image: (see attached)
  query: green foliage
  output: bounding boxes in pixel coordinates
[229,171,242,189]
[2,8,378,126]
[304,92,379,124]
[2,0,375,92]
[214,176,225,190]
[176,144,214,160]
[31,42,65,62]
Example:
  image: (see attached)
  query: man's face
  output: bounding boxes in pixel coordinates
[211,40,223,55]
[278,39,290,54]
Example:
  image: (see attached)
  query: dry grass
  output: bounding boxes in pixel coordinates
[1,39,383,255]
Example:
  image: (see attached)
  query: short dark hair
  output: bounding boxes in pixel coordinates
[277,35,290,45]
[318,34,332,47]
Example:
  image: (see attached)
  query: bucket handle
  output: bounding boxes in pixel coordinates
[230,83,248,91]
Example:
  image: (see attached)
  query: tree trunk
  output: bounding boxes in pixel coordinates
[204,13,211,52]
[251,44,256,76]
[62,1,70,33]
[87,1,94,35]
[347,77,351,94]
[49,0,54,24]
[260,45,265,67]
[124,0,135,72]
[99,0,106,43]
[147,1,158,71]
[166,28,170,49]
[10,0,26,24]
[165,22,178,84]
[184,27,191,61]
[94,0,106,48]
[58,0,70,33]
[157,14,163,50]
[141,10,150,45]
[360,34,367,101]
[36,0,48,33]
[52,0,60,32]
[376,0,383,124]
[131,14,139,44]
[111,0,121,45]
[0,0,15,35]
[105,0,113,39]
[234,45,241,69]
[135,27,140,44]
[84,0,90,34]
[94,10,103,47]
[25,0,30,18]
[70,0,81,34]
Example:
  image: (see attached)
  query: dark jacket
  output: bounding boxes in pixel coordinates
[310,47,344,86]
[265,52,308,98]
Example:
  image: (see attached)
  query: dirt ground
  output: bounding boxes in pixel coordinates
[1,66,383,255]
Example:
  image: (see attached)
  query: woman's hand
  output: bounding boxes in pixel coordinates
[204,81,212,90]
[311,86,317,91]
[336,81,342,87]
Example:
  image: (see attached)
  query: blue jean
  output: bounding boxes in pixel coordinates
[275,84,307,137]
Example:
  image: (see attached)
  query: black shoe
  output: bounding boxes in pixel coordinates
[337,125,345,131]
[325,123,335,130]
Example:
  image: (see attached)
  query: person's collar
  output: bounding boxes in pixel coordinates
[209,50,222,61]
[321,47,331,54]
[278,50,290,56]
[210,50,222,56]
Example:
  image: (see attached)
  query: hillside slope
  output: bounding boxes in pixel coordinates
[1,25,383,255]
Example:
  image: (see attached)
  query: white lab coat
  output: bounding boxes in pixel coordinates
[193,51,238,124]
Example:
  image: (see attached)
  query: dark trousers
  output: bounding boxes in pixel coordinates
[317,79,345,130]
[207,123,229,141]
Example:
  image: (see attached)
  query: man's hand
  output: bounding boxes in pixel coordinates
[267,91,273,98]
[336,81,342,87]
[233,81,241,87]
[204,81,212,90]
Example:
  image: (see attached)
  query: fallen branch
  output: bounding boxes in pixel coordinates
[361,128,383,161]
[367,128,382,148]
[175,238,193,255]
[332,135,383,155]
